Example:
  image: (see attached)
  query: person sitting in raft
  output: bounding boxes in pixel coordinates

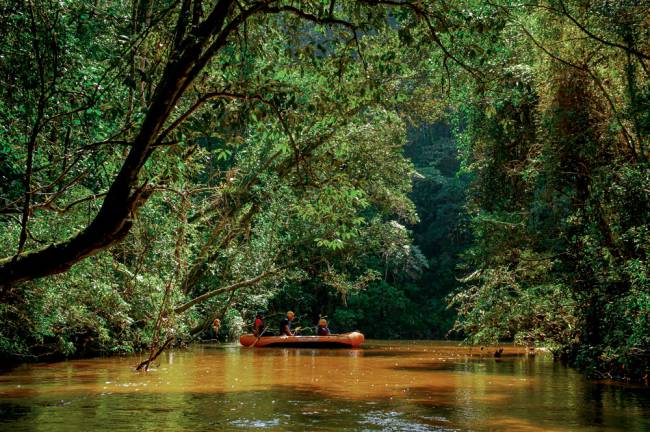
[317,318,331,336]
[253,312,264,336]
[253,312,273,337]
[279,311,295,336]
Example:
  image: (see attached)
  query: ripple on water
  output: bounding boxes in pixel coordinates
[229,418,281,428]
[360,410,456,432]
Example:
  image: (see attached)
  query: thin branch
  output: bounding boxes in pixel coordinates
[136,336,174,371]
[264,5,356,30]
[17,0,49,257]
[156,91,249,143]
[190,289,237,336]
[174,266,285,314]
[360,0,482,79]
[155,90,292,147]
[45,192,108,214]
[30,169,89,212]
[557,0,649,62]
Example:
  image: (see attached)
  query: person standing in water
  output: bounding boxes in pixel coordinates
[212,318,221,337]
[279,311,295,336]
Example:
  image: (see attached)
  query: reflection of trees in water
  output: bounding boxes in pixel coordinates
[1,344,649,431]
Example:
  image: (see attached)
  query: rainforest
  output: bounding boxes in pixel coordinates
[0,0,648,387]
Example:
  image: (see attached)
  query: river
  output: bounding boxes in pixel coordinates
[1,341,649,431]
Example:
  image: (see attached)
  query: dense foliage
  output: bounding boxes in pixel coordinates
[0,0,648,382]
[0,0,443,363]
[446,0,650,381]
[299,124,470,340]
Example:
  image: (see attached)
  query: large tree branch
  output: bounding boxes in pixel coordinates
[0,0,240,290]
[0,0,392,291]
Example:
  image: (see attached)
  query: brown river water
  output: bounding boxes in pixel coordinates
[1,341,649,431]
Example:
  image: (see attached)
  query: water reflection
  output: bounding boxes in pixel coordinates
[0,341,648,431]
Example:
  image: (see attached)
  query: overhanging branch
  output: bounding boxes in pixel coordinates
[174,266,285,314]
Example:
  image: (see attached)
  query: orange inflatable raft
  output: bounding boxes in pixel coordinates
[239,331,364,348]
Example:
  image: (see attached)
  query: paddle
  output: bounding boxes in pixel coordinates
[248,325,270,348]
